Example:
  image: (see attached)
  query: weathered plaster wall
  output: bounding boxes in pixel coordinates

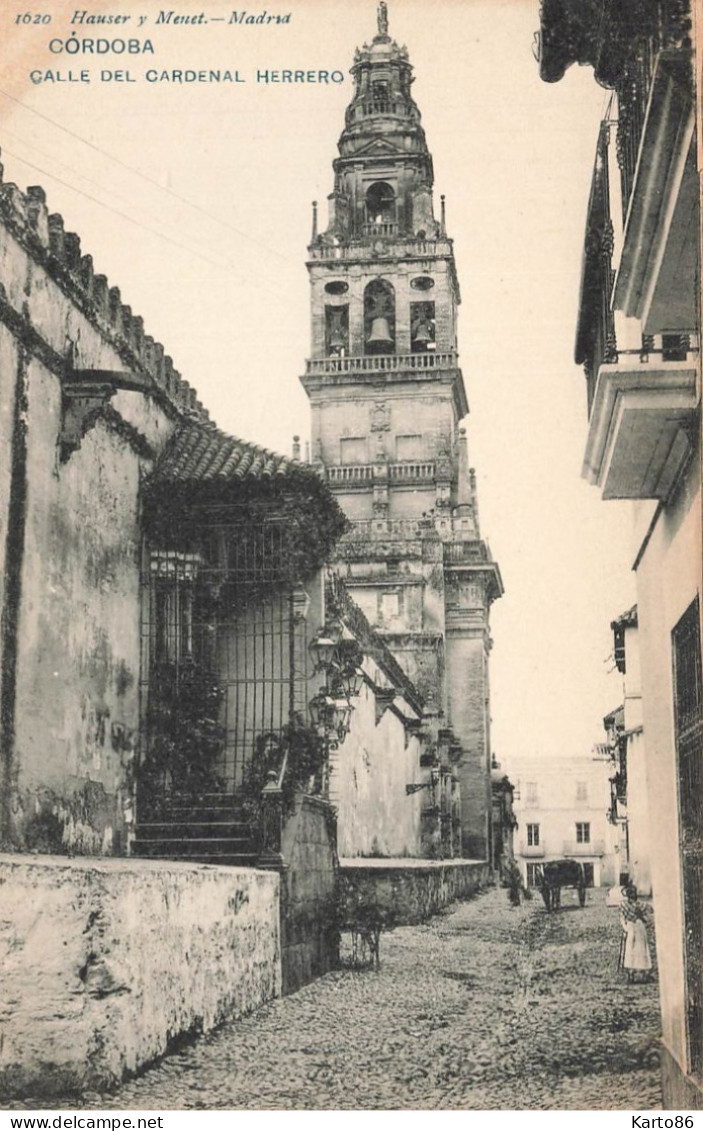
[329,678,424,858]
[0,180,187,854]
[17,378,145,855]
[626,729,651,896]
[634,450,701,1094]
[0,854,281,1099]
[0,327,16,622]
[279,793,338,994]
[338,857,489,927]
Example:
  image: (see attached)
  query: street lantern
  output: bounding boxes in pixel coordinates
[308,618,344,672]
[331,698,353,742]
[308,690,336,733]
[340,666,365,700]
[308,633,338,672]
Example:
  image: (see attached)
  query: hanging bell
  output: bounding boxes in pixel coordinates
[367,316,393,345]
[328,323,347,351]
[412,317,433,344]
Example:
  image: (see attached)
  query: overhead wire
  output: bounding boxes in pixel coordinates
[2,146,238,270]
[0,87,294,263]
[1,126,234,270]
[0,145,312,300]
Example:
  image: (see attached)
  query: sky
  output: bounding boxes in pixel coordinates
[0,0,638,767]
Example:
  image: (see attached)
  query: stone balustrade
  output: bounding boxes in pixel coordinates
[306,351,458,376]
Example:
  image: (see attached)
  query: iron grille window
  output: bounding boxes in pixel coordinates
[527,823,540,847]
[140,513,311,809]
[576,822,591,844]
[672,597,703,1075]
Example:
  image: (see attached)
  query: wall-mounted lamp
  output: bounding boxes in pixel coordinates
[309,691,352,749]
[405,768,441,796]
[308,623,364,750]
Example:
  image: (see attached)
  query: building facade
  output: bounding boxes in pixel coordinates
[510,755,619,891]
[537,0,702,1107]
[300,6,503,859]
[604,606,651,897]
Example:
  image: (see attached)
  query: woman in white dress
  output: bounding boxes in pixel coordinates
[619,884,653,983]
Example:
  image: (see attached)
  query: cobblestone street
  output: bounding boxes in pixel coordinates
[54,885,662,1111]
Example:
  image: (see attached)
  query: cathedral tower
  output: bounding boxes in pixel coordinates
[300,3,503,859]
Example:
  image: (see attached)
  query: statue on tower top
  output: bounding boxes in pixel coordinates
[377,1,389,37]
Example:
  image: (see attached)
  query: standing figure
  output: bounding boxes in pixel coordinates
[505,859,524,906]
[618,884,653,983]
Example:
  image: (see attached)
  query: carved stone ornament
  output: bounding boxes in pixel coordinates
[371,402,390,432]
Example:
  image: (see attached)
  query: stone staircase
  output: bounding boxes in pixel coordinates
[132,794,261,867]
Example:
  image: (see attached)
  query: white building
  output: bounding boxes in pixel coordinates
[605,607,652,897]
[509,755,620,890]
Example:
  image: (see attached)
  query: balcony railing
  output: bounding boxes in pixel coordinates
[563,839,606,856]
[351,98,412,120]
[444,542,489,565]
[327,465,374,484]
[309,237,450,262]
[519,842,545,858]
[361,221,399,238]
[389,462,435,482]
[341,519,425,540]
[305,352,458,377]
[615,2,693,221]
[327,463,436,486]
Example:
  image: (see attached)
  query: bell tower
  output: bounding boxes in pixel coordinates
[300,3,503,860]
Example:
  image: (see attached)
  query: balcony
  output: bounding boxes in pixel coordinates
[389,462,435,483]
[577,106,698,501]
[327,465,374,485]
[583,355,698,500]
[444,542,489,565]
[326,463,436,488]
[361,221,398,238]
[614,50,697,333]
[305,352,459,378]
[308,237,452,263]
[563,839,606,857]
[349,97,413,121]
[341,518,425,540]
[519,842,545,858]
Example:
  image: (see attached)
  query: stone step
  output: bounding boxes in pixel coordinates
[132,836,258,856]
[139,800,250,818]
[135,820,254,838]
[131,845,260,867]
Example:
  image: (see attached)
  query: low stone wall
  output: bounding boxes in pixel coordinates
[0,854,281,1100]
[338,858,490,927]
[280,794,338,994]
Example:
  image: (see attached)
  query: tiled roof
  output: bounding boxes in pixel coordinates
[152,420,313,485]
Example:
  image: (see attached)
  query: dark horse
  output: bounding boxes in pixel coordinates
[537,859,586,911]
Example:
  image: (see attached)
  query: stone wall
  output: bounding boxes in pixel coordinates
[329,678,424,858]
[0,854,280,1099]
[0,175,196,855]
[338,858,490,927]
[279,794,338,994]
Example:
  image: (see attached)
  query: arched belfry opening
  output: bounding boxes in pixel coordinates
[365,182,397,234]
[364,278,395,354]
